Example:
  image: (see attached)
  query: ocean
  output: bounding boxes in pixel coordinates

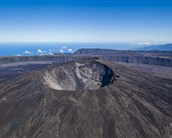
[0,42,137,56]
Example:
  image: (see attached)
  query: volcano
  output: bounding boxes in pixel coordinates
[0,58,172,138]
[43,60,115,91]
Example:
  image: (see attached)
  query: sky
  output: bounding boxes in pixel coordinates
[0,0,172,43]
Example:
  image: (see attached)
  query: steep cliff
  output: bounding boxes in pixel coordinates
[75,49,172,67]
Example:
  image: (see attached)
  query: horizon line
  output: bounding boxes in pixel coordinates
[0,41,171,44]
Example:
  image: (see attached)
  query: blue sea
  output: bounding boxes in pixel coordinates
[0,43,137,56]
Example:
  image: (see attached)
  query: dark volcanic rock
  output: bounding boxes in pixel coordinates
[0,55,96,65]
[0,59,172,138]
[43,60,114,91]
[0,56,97,82]
[75,49,172,67]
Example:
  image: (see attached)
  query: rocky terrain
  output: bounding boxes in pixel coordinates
[43,60,114,91]
[0,56,96,82]
[0,58,172,138]
[0,61,53,82]
[1,49,172,67]
[118,62,172,80]
[0,55,95,65]
[74,49,172,67]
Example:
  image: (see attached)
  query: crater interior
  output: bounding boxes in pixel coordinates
[43,60,114,91]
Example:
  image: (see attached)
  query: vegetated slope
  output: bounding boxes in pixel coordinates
[74,49,172,67]
[0,58,172,138]
[134,43,172,51]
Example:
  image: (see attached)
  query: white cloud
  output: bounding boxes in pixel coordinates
[37,49,43,53]
[48,52,53,55]
[37,49,46,54]
[59,49,64,53]
[62,46,67,49]
[24,50,31,54]
[68,48,73,53]
[16,54,21,56]
[134,42,168,46]
[138,42,153,45]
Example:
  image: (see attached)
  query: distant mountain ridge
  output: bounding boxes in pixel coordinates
[74,49,172,67]
[134,43,172,51]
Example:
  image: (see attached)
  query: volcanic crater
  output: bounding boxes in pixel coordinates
[43,60,115,91]
[1,58,172,138]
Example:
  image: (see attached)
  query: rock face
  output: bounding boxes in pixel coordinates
[43,60,114,91]
[75,49,172,67]
[0,55,95,65]
[0,58,172,138]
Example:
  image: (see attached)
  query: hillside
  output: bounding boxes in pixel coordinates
[75,49,172,67]
[0,58,172,138]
